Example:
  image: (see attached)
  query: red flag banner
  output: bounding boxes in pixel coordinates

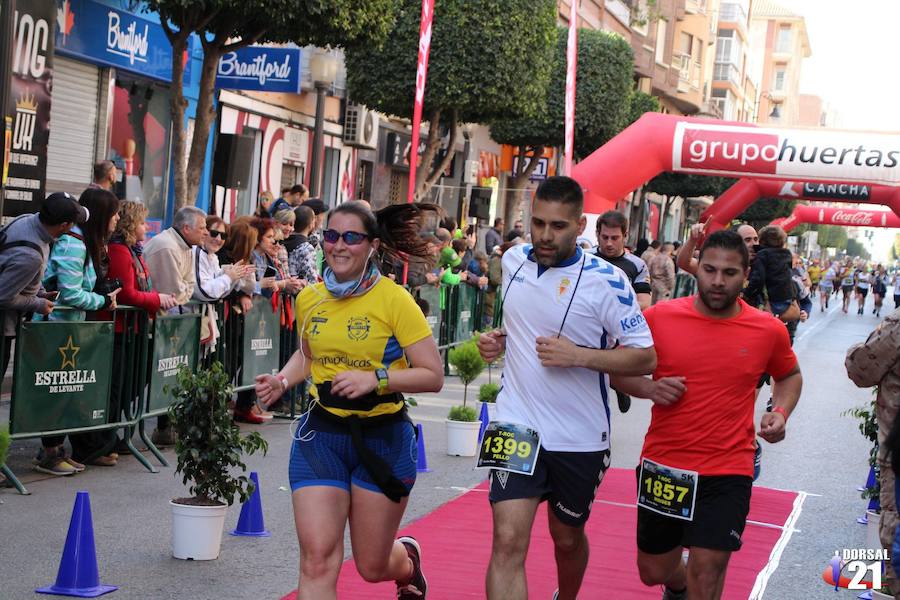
[408,0,435,203]
[563,1,578,177]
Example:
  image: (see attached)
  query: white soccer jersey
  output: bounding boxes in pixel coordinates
[497,245,654,452]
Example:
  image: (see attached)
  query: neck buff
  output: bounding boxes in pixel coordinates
[323,259,381,298]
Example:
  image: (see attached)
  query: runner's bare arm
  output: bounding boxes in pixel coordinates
[609,375,686,406]
[255,340,313,407]
[535,335,656,375]
[759,365,802,443]
[676,221,706,276]
[636,292,652,311]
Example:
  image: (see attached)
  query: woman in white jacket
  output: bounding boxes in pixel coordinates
[193,216,255,301]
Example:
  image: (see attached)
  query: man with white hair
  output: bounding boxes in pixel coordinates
[143,206,209,446]
[144,206,208,306]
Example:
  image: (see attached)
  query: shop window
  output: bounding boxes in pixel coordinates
[109,76,173,219]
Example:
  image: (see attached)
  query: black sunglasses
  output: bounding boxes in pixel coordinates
[209,230,227,240]
[322,229,369,245]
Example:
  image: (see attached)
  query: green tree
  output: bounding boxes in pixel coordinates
[625,90,660,127]
[736,197,797,231]
[846,238,871,261]
[345,0,557,201]
[489,27,633,224]
[146,0,399,208]
[646,173,736,199]
[891,233,900,261]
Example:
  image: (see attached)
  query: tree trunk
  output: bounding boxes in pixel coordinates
[659,195,671,241]
[166,32,190,210]
[183,45,222,209]
[419,110,458,200]
[413,109,441,201]
[503,145,544,230]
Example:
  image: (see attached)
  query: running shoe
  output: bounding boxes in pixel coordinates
[397,536,427,599]
[662,587,687,600]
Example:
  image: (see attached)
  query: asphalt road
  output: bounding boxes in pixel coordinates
[0,292,893,599]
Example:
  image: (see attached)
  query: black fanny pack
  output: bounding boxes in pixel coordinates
[314,382,412,503]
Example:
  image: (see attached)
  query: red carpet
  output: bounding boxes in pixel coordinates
[281,468,801,599]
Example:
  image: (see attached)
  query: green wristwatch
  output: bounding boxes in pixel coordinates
[375,368,390,393]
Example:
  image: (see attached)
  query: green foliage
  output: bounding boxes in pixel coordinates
[448,338,486,407]
[345,0,557,123]
[167,363,268,506]
[0,425,10,468]
[846,238,871,261]
[892,233,900,261]
[646,172,737,199]
[448,405,478,422]
[478,383,500,403]
[489,27,634,157]
[145,0,398,49]
[624,90,660,128]
[795,224,848,251]
[844,398,880,500]
[735,197,797,230]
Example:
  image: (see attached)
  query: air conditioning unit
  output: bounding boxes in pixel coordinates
[343,102,379,150]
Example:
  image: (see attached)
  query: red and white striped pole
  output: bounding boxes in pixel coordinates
[563,0,578,176]
[407,0,435,203]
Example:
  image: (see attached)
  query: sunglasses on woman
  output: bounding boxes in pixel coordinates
[209,230,227,240]
[322,229,369,245]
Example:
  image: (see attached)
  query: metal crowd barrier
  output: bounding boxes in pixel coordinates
[1,285,489,495]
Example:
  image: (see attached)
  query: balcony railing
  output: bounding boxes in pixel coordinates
[719,2,748,23]
[685,0,707,14]
[673,53,702,91]
[713,61,741,87]
[605,0,632,26]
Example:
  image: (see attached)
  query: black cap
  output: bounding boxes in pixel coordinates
[40,192,89,225]
[301,198,328,215]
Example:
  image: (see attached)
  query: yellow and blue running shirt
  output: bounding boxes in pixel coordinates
[294,277,433,418]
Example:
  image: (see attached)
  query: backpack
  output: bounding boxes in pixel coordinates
[0,215,43,257]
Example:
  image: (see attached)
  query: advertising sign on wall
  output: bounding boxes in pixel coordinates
[216,46,302,93]
[55,0,178,82]
[5,0,55,216]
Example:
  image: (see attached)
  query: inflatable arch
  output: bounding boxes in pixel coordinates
[771,205,900,233]
[697,178,900,232]
[571,113,900,228]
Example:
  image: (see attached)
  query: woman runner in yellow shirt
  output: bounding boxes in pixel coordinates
[256,201,443,600]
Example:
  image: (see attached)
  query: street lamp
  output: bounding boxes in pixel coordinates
[308,50,339,199]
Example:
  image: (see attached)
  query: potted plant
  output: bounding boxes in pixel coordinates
[478,382,500,421]
[845,397,881,545]
[167,363,268,560]
[446,338,486,456]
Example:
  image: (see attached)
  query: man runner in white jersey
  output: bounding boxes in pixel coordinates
[478,176,657,600]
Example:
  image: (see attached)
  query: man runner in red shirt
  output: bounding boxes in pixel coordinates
[613,230,802,600]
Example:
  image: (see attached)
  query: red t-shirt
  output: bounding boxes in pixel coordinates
[640,297,797,477]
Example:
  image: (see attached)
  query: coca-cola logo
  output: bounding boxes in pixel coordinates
[830,210,874,225]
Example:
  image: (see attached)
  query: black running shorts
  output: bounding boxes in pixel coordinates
[857,288,869,298]
[636,471,752,554]
[489,448,611,527]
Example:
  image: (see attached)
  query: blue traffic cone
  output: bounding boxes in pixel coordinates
[868,494,881,513]
[478,402,490,442]
[36,491,117,597]
[231,472,271,537]
[416,423,431,473]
